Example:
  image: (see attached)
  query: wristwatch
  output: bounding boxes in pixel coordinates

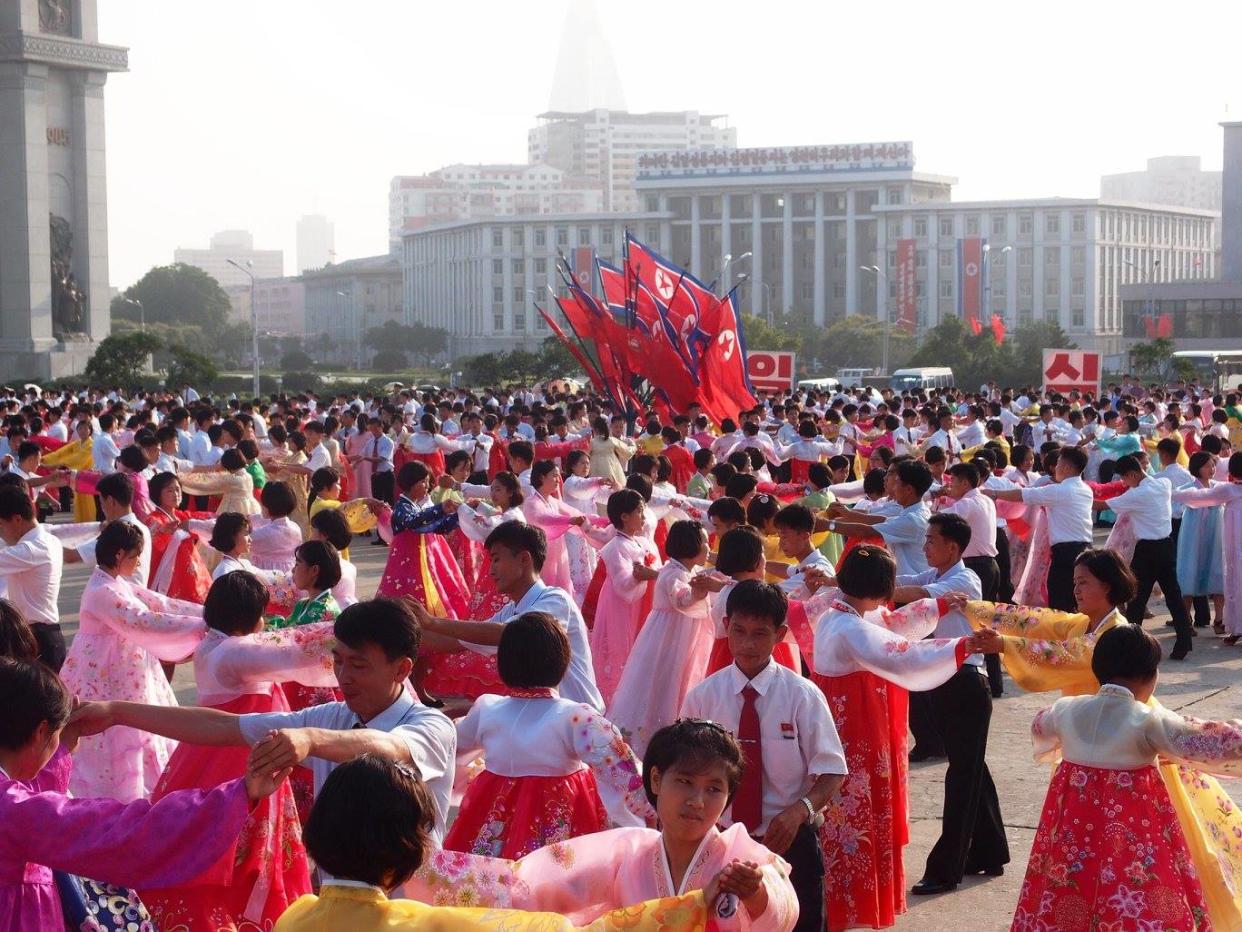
[828,520,837,532]
[800,796,823,826]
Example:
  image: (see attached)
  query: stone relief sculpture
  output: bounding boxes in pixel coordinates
[50,213,86,337]
[38,0,72,35]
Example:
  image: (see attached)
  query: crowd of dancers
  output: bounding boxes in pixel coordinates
[2,376,1242,931]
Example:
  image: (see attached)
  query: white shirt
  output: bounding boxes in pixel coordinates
[0,523,63,626]
[1020,476,1094,545]
[305,442,332,473]
[188,430,214,467]
[955,421,985,449]
[1107,475,1173,541]
[464,432,494,473]
[364,432,395,473]
[939,488,997,558]
[924,428,961,459]
[46,421,68,443]
[779,549,833,595]
[91,431,121,472]
[682,660,848,835]
[893,425,922,456]
[1156,463,1195,519]
[239,689,455,846]
[77,511,152,587]
[874,500,931,575]
[898,562,984,667]
[486,580,604,712]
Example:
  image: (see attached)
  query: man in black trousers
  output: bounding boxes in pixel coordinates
[894,513,1009,895]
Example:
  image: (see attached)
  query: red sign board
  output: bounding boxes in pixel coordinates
[1042,349,1102,394]
[896,239,917,333]
[747,351,796,393]
[958,237,984,327]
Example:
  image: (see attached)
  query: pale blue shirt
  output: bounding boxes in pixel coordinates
[876,500,931,575]
[899,561,983,668]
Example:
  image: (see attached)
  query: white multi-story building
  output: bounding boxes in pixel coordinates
[174,230,284,288]
[388,164,604,246]
[225,277,306,336]
[1102,156,1222,213]
[303,255,403,366]
[296,215,335,273]
[403,212,668,356]
[529,110,737,213]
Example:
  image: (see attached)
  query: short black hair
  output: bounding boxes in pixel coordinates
[0,485,33,522]
[710,462,737,488]
[117,444,147,473]
[484,520,547,571]
[147,471,179,508]
[295,540,342,590]
[303,754,434,889]
[396,460,430,492]
[506,440,533,465]
[1058,446,1088,474]
[96,471,134,506]
[807,462,831,488]
[208,511,251,553]
[715,525,765,576]
[497,611,569,688]
[220,448,246,472]
[836,545,896,600]
[927,512,972,553]
[642,719,744,807]
[707,496,746,527]
[0,657,71,750]
[260,480,297,518]
[1074,548,1137,605]
[665,519,706,561]
[95,519,144,568]
[693,448,714,469]
[310,507,353,551]
[1091,623,1162,685]
[725,579,787,630]
[204,571,269,635]
[745,493,779,528]
[862,467,888,497]
[773,503,814,534]
[947,462,981,488]
[333,598,420,662]
[724,474,759,501]
[1156,437,1182,461]
[530,459,559,490]
[891,459,933,496]
[625,473,653,501]
[606,488,644,528]
[1114,454,1143,476]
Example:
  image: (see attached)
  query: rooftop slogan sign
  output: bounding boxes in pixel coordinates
[636,142,915,178]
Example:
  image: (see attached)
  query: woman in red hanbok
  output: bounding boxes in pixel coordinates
[140,571,337,931]
[437,450,483,592]
[144,472,215,604]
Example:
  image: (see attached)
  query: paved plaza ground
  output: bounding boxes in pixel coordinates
[56,532,1242,931]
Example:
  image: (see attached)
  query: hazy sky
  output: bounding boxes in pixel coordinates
[98,0,1242,289]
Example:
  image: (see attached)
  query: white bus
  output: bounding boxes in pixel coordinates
[797,377,842,394]
[1170,350,1242,391]
[835,368,875,389]
[890,367,955,393]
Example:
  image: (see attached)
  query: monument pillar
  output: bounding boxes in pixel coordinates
[0,0,126,379]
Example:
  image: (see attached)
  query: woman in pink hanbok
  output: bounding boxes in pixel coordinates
[249,480,305,572]
[521,460,591,594]
[0,657,291,932]
[345,412,375,501]
[589,489,661,706]
[607,521,719,758]
[404,719,799,930]
[60,520,206,802]
[562,450,612,601]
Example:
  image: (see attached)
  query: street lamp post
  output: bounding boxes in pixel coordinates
[860,264,891,376]
[982,243,1012,323]
[719,250,752,287]
[1123,257,1162,331]
[124,297,144,331]
[226,258,259,397]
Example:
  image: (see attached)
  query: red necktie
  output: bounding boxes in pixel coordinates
[733,685,763,833]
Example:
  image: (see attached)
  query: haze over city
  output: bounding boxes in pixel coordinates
[98,0,1242,288]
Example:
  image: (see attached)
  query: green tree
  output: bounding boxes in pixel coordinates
[370,349,408,371]
[113,264,233,339]
[1129,337,1177,382]
[281,350,315,371]
[364,320,450,366]
[738,313,800,352]
[165,345,218,391]
[460,352,505,386]
[536,336,580,379]
[85,331,163,389]
[809,316,917,374]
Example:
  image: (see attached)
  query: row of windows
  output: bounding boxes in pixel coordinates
[901,212,1089,239]
[491,226,618,249]
[491,312,550,333]
[651,189,904,221]
[1121,299,1242,338]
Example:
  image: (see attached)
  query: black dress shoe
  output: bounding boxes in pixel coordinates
[1170,639,1192,661]
[911,879,958,895]
[908,746,945,763]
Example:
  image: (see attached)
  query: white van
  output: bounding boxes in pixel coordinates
[890,367,954,393]
[835,368,874,389]
[797,377,842,394]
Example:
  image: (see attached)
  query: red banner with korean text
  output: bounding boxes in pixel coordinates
[896,239,917,333]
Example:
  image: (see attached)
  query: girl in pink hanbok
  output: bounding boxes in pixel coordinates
[563,450,612,601]
[589,489,661,705]
[607,521,720,758]
[521,460,590,593]
[60,520,206,802]
[249,480,305,573]
[405,719,799,930]
[0,657,291,932]
[140,571,337,931]
[345,412,375,501]
[445,612,653,859]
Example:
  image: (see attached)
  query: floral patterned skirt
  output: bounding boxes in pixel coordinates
[1013,762,1209,932]
[444,768,608,860]
[812,670,910,932]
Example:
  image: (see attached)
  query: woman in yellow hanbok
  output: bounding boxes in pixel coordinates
[41,419,96,521]
[959,547,1242,928]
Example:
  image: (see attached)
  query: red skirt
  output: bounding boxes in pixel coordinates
[447,527,483,592]
[813,670,910,932]
[406,448,446,479]
[444,768,608,860]
[423,550,514,700]
[1014,763,1208,931]
[141,690,311,930]
[790,459,812,485]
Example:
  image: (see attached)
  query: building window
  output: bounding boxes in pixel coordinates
[645,196,659,212]
[1018,248,1033,268]
[512,287,524,303]
[887,250,898,268]
[991,215,1006,237]
[601,228,613,246]
[512,229,524,248]
[493,287,504,302]
[1019,214,1033,235]
[731,194,752,216]
[1045,214,1060,235]
[939,217,953,237]
[1072,246,1086,265]
[1045,247,1060,266]
[939,250,953,268]
[829,193,846,213]
[578,228,591,246]
[916,251,927,268]
[511,259,523,275]
[887,187,903,205]
[494,315,504,331]
[535,258,547,275]
[833,282,846,299]
[914,218,928,238]
[492,259,503,275]
[492,230,503,249]
[966,216,979,236]
[887,221,901,239]
[1072,213,1086,233]
[536,314,548,330]
[1045,280,1059,299]
[645,223,659,242]
[1072,307,1084,328]
[1019,281,1032,298]
[535,229,546,247]
[514,313,525,330]
[939,280,953,298]
[801,283,813,301]
[1071,277,1085,297]
[555,227,568,247]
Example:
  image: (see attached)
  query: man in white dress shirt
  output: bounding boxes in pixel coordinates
[411,520,604,711]
[0,485,65,669]
[682,580,847,932]
[65,472,152,587]
[90,412,122,472]
[73,598,457,846]
[1102,454,1192,659]
[893,513,1009,894]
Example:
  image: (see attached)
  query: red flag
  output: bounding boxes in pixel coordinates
[625,235,710,365]
[697,290,758,423]
[1143,317,1157,339]
[969,316,983,336]
[990,314,1006,343]
[537,304,606,395]
[1156,314,1172,339]
[958,237,984,330]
